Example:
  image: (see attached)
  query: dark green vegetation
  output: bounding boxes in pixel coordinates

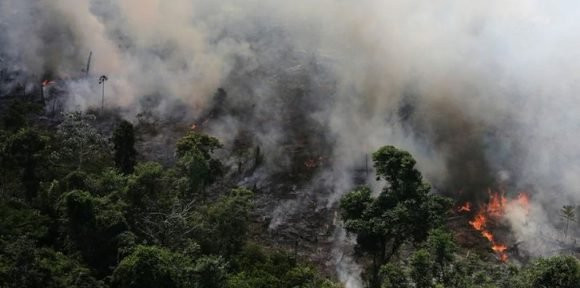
[0,101,339,288]
[0,96,578,288]
[340,146,580,288]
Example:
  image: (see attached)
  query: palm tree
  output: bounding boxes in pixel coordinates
[99,75,108,113]
[560,205,576,239]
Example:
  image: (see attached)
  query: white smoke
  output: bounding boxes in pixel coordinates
[1,0,580,285]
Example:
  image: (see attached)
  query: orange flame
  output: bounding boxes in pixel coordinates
[515,192,530,211]
[457,202,472,212]
[482,230,494,242]
[492,243,507,253]
[467,189,530,262]
[469,214,486,230]
[42,80,55,87]
[191,119,209,131]
[486,189,507,217]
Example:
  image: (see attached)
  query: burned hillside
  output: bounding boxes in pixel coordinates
[1,1,580,288]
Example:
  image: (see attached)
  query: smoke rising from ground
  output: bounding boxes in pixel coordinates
[2,0,580,285]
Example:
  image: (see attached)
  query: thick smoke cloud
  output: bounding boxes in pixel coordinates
[2,0,580,286]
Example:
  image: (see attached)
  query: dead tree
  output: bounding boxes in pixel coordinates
[99,75,108,113]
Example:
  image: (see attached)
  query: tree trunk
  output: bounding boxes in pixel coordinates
[101,83,105,113]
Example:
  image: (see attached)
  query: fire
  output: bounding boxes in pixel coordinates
[191,119,209,131]
[465,189,531,262]
[42,80,55,87]
[515,192,530,211]
[486,189,507,217]
[457,202,472,212]
[469,214,486,230]
[468,208,508,262]
[498,253,509,262]
[482,230,494,242]
[492,243,507,253]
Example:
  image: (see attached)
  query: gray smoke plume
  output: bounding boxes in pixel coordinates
[2,1,580,286]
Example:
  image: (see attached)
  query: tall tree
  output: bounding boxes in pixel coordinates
[410,249,433,288]
[113,120,137,174]
[99,75,108,113]
[53,112,111,172]
[340,146,451,288]
[176,132,223,195]
[2,128,46,201]
[194,188,253,257]
[560,205,576,239]
[60,190,128,276]
[425,229,456,283]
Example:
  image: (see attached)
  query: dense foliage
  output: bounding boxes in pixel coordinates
[0,105,338,288]
[340,145,580,288]
[340,146,452,287]
[0,99,578,288]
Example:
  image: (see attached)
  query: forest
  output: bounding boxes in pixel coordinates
[0,95,578,288]
[2,1,580,287]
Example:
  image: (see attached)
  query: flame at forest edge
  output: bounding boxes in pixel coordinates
[459,190,530,262]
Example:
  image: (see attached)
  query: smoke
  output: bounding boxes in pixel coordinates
[2,0,580,285]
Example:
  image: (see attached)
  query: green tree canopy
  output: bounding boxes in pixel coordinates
[111,245,192,288]
[380,263,409,288]
[410,249,434,288]
[53,112,111,172]
[1,128,47,201]
[523,256,580,288]
[194,188,253,257]
[176,132,223,194]
[426,229,456,282]
[340,146,452,288]
[0,237,102,288]
[59,190,128,275]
